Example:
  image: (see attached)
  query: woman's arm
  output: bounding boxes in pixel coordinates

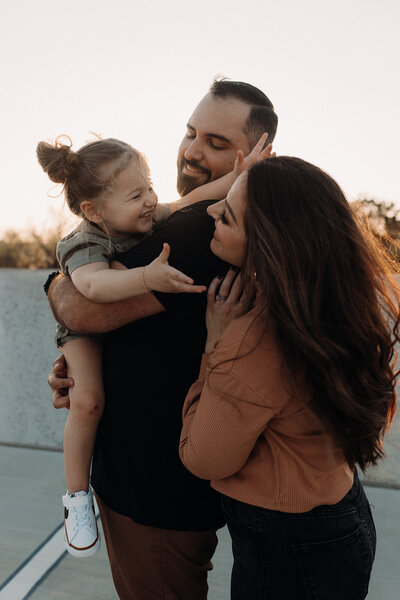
[179,355,275,481]
[179,270,273,480]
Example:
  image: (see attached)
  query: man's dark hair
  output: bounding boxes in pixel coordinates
[209,77,278,146]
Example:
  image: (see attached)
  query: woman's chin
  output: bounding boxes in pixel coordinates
[210,239,243,267]
[210,238,222,259]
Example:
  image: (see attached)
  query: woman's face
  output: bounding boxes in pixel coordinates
[207,171,247,267]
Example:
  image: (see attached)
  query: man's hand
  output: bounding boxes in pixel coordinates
[48,355,73,409]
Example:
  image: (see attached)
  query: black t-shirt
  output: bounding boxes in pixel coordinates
[91,200,228,531]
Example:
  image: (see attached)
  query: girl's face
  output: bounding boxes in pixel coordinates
[207,171,248,267]
[98,157,158,239]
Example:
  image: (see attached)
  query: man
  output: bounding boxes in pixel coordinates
[48,78,278,599]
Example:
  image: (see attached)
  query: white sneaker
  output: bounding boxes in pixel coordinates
[62,489,100,558]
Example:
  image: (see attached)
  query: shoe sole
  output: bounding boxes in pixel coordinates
[64,534,101,558]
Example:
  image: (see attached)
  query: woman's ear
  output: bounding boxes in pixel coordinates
[80,200,102,224]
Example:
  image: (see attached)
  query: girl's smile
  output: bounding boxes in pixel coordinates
[95,157,158,239]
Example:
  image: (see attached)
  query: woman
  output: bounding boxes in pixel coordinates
[179,157,400,599]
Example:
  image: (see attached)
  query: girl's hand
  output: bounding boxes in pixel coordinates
[144,243,207,294]
[233,132,275,177]
[205,268,250,353]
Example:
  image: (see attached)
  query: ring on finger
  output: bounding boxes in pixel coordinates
[215,294,227,302]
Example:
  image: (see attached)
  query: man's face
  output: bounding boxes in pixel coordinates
[177,93,251,196]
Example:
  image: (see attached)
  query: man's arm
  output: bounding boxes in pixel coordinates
[48,273,165,334]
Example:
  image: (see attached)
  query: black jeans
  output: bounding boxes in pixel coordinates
[222,473,376,600]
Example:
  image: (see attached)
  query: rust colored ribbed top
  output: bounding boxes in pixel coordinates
[180,307,353,513]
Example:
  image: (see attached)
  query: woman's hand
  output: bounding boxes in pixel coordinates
[205,268,250,353]
[48,355,73,409]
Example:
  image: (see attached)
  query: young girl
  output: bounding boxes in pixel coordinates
[37,134,272,558]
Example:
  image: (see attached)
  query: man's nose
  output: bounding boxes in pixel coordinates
[184,137,203,162]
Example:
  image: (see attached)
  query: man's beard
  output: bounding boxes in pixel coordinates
[176,158,211,196]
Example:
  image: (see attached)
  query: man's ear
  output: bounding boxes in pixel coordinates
[80,200,102,224]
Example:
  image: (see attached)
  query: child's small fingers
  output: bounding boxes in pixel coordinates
[261,143,273,158]
[237,149,244,162]
[157,243,170,262]
[192,285,207,293]
[180,275,194,284]
[172,268,194,284]
[254,132,268,152]
[177,283,206,294]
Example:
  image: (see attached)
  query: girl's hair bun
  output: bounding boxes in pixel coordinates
[36,135,80,184]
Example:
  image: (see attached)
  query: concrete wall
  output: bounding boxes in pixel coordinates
[0,269,64,449]
[0,268,399,485]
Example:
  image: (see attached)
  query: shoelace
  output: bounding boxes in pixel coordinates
[71,503,93,529]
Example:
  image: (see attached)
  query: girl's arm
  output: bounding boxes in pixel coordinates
[48,274,164,334]
[169,133,274,213]
[71,243,206,302]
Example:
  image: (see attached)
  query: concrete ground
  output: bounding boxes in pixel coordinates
[0,445,399,599]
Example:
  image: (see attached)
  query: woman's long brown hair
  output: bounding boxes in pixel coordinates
[244,157,400,471]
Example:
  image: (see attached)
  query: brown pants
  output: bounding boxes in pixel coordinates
[96,495,218,600]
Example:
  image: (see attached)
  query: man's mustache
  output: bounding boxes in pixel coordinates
[181,158,211,178]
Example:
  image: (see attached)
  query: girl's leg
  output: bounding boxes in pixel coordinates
[61,337,104,494]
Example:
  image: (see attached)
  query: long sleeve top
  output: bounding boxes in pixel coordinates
[179,307,354,513]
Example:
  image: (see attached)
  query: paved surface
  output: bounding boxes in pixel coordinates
[0,445,399,599]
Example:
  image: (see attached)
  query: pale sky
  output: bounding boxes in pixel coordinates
[1,0,399,235]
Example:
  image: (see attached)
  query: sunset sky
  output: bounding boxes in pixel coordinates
[1,0,399,235]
